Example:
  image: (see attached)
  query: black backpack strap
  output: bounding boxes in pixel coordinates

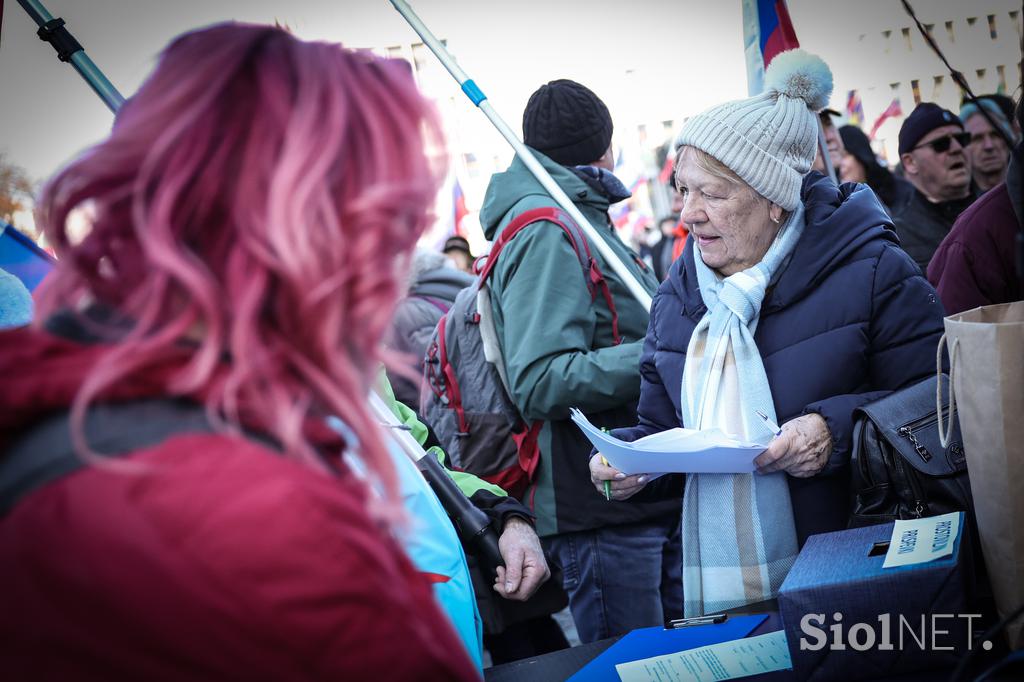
[0,399,221,517]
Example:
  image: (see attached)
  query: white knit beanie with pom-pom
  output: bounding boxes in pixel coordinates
[675,49,833,211]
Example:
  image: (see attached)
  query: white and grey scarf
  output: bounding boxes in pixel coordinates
[679,203,805,616]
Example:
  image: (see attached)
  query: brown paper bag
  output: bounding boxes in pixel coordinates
[938,301,1024,649]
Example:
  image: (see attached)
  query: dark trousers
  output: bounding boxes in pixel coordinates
[544,511,683,643]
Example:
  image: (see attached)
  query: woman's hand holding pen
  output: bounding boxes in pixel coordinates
[589,453,649,500]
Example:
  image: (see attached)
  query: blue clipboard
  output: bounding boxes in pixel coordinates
[567,614,769,682]
[1,222,55,292]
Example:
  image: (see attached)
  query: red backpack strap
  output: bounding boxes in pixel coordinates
[514,421,544,480]
[435,315,469,435]
[477,208,584,284]
[414,295,451,315]
[477,207,622,345]
[555,217,623,346]
[589,261,622,346]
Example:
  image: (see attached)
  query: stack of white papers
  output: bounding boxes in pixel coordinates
[615,630,792,681]
[570,408,767,475]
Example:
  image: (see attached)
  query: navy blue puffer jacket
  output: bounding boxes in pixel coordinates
[615,173,946,544]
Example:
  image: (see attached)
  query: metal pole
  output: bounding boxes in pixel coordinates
[817,118,838,184]
[16,0,125,113]
[389,0,653,311]
[369,391,430,463]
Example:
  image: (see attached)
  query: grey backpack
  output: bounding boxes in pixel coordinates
[420,207,620,500]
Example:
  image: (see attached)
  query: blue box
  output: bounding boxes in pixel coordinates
[1,222,55,292]
[778,515,974,681]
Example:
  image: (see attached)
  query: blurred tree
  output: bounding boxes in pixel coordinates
[0,153,34,227]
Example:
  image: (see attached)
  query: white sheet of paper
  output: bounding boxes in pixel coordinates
[615,630,792,682]
[570,408,766,475]
[882,511,961,568]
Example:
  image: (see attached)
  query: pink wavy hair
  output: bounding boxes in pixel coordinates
[34,23,446,503]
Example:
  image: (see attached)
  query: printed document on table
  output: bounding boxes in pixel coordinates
[615,630,792,682]
[570,408,766,475]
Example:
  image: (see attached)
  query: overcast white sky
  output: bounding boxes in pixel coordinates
[0,0,755,183]
[1,0,1019,188]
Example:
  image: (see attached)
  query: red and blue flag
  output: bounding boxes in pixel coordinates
[452,179,469,237]
[742,0,800,95]
[846,90,865,127]
[869,98,903,140]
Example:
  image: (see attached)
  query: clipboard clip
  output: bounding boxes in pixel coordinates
[666,613,728,629]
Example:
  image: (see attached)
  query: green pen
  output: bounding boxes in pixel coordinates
[600,428,612,501]
[601,457,612,501]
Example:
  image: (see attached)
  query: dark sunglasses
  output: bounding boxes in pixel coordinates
[913,131,972,153]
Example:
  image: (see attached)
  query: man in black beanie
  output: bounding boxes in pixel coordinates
[522,79,615,168]
[475,80,681,644]
[891,102,978,272]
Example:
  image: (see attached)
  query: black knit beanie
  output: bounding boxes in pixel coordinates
[522,79,613,166]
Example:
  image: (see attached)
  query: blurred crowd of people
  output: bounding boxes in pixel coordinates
[636,91,1021,315]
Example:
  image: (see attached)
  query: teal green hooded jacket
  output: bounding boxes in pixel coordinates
[479,152,682,537]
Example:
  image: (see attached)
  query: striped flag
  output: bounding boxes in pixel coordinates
[869,98,903,140]
[452,180,468,237]
[426,177,470,251]
[742,0,800,95]
[846,90,864,127]
[609,145,647,229]
[658,153,675,185]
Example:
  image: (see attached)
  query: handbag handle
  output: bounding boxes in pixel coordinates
[936,332,960,448]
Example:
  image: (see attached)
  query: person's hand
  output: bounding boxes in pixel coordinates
[589,453,650,501]
[754,413,833,478]
[493,516,550,601]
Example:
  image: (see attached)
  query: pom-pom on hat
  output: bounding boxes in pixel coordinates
[522,79,614,167]
[675,49,834,211]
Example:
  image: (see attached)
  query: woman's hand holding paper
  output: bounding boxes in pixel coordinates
[589,453,649,500]
[753,413,832,478]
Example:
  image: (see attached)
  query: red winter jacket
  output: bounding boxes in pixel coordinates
[0,326,478,681]
[927,181,1023,315]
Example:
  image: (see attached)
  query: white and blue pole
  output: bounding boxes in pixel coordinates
[389,0,654,311]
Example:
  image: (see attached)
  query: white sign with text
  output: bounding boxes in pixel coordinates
[882,512,961,569]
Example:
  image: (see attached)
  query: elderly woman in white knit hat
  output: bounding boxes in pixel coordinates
[589,50,946,616]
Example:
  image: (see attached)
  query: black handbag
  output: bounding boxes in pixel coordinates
[849,373,974,526]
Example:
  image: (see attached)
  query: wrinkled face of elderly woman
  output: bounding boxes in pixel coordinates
[675,146,784,277]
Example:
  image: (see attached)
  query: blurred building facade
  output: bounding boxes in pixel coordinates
[795,0,1022,163]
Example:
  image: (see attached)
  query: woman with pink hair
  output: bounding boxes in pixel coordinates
[0,23,478,680]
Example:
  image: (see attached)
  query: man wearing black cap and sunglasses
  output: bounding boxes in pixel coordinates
[892,102,978,272]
